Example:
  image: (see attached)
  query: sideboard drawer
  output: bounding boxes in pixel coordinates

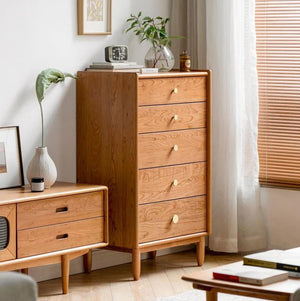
[138,196,206,243]
[138,129,206,169]
[138,77,207,105]
[138,102,206,133]
[138,162,206,204]
[17,191,103,230]
[17,217,104,258]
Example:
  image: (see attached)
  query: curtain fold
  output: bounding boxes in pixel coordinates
[171,0,267,252]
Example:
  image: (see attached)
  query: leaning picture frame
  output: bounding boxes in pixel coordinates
[0,126,24,189]
[78,0,112,35]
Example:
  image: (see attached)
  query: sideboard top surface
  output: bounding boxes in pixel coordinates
[0,182,107,205]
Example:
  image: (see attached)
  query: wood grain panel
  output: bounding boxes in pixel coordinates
[138,196,206,243]
[138,163,206,204]
[0,204,16,262]
[77,71,138,249]
[17,191,103,230]
[138,129,206,169]
[138,102,206,133]
[138,76,206,105]
[17,217,104,258]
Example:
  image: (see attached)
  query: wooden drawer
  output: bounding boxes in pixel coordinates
[138,129,206,169]
[138,102,206,133]
[17,217,104,258]
[138,196,206,243]
[138,77,206,105]
[17,191,103,230]
[138,162,206,204]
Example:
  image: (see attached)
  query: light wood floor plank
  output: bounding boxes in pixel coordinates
[38,249,241,301]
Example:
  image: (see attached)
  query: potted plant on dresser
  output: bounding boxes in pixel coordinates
[27,68,76,188]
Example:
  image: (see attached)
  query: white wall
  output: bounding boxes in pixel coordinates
[0,0,172,282]
[261,188,300,249]
[0,0,171,183]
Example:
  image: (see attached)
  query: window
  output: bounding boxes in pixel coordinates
[256,0,300,187]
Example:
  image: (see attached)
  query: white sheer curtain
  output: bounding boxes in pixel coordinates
[171,0,267,252]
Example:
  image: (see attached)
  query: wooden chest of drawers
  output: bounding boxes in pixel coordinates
[0,182,108,294]
[76,70,211,280]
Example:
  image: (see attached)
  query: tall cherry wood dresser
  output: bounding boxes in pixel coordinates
[76,70,211,280]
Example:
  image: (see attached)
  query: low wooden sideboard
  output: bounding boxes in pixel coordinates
[0,182,108,294]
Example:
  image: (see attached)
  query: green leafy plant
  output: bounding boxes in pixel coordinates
[35,68,76,147]
[126,12,182,48]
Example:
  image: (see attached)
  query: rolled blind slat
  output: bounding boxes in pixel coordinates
[256,0,300,187]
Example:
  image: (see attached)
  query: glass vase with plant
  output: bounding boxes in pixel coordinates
[27,68,76,188]
[126,12,182,72]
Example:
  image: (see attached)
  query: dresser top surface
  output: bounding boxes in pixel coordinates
[0,182,107,205]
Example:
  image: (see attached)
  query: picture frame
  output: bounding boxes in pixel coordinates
[0,126,24,189]
[77,0,112,35]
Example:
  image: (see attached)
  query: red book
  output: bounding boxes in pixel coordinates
[212,262,288,286]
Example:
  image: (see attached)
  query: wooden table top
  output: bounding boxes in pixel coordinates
[182,262,300,298]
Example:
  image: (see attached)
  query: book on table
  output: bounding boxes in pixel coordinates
[213,262,288,286]
[243,248,300,277]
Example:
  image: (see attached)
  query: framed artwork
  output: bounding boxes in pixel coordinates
[0,126,24,189]
[78,0,112,35]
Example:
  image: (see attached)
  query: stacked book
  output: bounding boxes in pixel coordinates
[243,247,300,277]
[88,61,144,71]
[212,262,288,286]
[212,247,300,286]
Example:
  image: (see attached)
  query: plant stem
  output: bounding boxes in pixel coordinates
[39,102,44,147]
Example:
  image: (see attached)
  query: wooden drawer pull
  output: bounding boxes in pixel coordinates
[173,145,179,152]
[173,114,178,121]
[173,179,179,186]
[172,87,178,94]
[56,233,69,240]
[172,214,179,224]
[56,206,68,213]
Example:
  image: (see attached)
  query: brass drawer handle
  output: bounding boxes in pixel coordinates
[173,179,179,186]
[56,233,68,240]
[173,145,179,152]
[56,206,68,213]
[173,114,178,121]
[172,214,179,224]
[172,87,178,94]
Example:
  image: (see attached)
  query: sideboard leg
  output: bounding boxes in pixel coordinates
[149,250,157,259]
[83,249,92,273]
[61,254,70,294]
[132,249,141,281]
[197,236,205,266]
[21,268,28,275]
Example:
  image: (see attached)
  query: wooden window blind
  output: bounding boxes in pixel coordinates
[256,0,300,187]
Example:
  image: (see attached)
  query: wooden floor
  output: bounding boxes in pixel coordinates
[38,249,242,301]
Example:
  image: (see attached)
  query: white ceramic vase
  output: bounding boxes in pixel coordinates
[27,146,57,188]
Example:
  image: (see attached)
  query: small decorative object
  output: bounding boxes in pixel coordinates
[105,45,128,62]
[0,126,24,189]
[30,177,44,192]
[126,12,182,72]
[180,50,191,72]
[27,69,76,189]
[77,0,112,35]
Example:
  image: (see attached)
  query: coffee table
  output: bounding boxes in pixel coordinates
[182,262,300,301]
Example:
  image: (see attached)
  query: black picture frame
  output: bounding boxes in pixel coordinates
[0,126,24,189]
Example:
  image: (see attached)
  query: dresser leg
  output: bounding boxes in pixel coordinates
[196,236,205,266]
[149,251,157,259]
[132,249,141,281]
[61,254,70,294]
[21,268,28,275]
[83,250,92,273]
